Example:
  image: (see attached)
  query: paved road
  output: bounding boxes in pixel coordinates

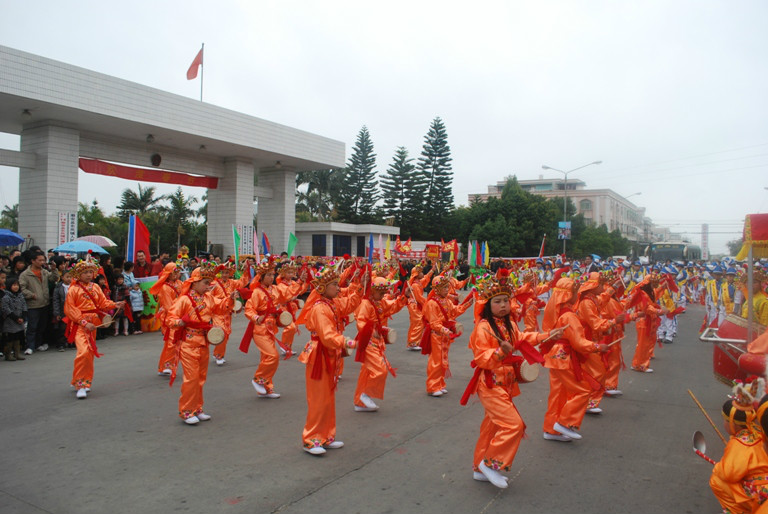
[1,302,726,514]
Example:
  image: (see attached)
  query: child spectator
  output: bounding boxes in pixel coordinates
[129,282,144,334]
[111,274,130,336]
[122,261,136,289]
[2,277,28,360]
[52,270,72,351]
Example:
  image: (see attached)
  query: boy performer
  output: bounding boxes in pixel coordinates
[150,262,182,375]
[241,260,306,398]
[298,264,363,455]
[422,274,474,397]
[405,263,432,351]
[275,261,309,356]
[64,260,125,399]
[352,276,408,411]
[166,263,234,424]
[210,261,248,365]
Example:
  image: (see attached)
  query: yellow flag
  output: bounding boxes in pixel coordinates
[385,237,391,260]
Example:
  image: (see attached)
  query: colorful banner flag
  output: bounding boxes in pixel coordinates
[378,234,384,262]
[262,232,271,255]
[233,225,241,265]
[286,232,298,257]
[480,241,486,266]
[79,158,218,189]
[468,240,476,266]
[538,234,547,258]
[368,233,374,264]
[483,241,490,267]
[187,47,204,80]
[385,237,391,260]
[126,215,150,263]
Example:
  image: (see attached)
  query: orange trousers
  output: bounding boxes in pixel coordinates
[178,341,210,419]
[281,322,298,349]
[158,326,178,373]
[71,328,96,389]
[426,333,450,394]
[631,323,655,371]
[542,367,592,433]
[212,315,233,360]
[302,355,339,449]
[584,353,607,410]
[407,307,424,348]
[603,344,623,391]
[353,340,389,405]
[252,332,279,393]
[473,382,525,472]
[710,472,753,514]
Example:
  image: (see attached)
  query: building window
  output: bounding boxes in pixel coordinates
[332,235,351,257]
[357,236,366,257]
[312,234,327,256]
[579,199,592,211]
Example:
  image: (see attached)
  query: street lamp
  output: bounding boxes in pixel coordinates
[541,160,602,255]
[625,192,642,201]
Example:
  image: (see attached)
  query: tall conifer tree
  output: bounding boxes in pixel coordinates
[380,146,414,226]
[417,117,453,233]
[336,126,379,223]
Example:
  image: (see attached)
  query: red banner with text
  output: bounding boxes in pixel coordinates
[79,158,218,189]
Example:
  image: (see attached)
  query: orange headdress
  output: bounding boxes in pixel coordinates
[149,262,180,295]
[542,277,576,331]
[180,261,217,295]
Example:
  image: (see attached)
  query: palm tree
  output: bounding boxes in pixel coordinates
[117,184,163,220]
[296,169,340,221]
[158,187,198,252]
[1,203,19,232]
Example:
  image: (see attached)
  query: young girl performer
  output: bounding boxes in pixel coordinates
[405,263,431,351]
[210,261,248,365]
[241,260,306,398]
[298,264,363,455]
[540,277,609,441]
[150,262,182,375]
[165,263,233,424]
[462,274,562,488]
[352,276,407,411]
[422,274,473,396]
[629,274,663,373]
[64,260,125,399]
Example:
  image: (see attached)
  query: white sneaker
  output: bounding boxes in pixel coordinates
[408,346,422,351]
[324,441,344,449]
[162,369,172,376]
[38,344,49,352]
[441,388,448,394]
[76,388,87,399]
[251,380,267,395]
[258,392,281,399]
[360,393,379,409]
[605,389,623,396]
[553,422,582,440]
[645,368,654,373]
[24,348,33,355]
[304,446,326,455]
[354,405,379,412]
[184,416,200,425]
[429,391,444,397]
[586,407,602,414]
[542,432,572,442]
[197,413,211,421]
[473,471,490,482]
[478,462,508,489]
[215,358,225,366]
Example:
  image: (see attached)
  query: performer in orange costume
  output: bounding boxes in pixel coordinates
[165,263,233,424]
[241,260,306,398]
[64,260,125,399]
[462,273,561,489]
[541,277,609,441]
[630,274,663,373]
[210,261,249,366]
[710,380,768,514]
[150,262,182,375]
[298,264,363,455]
[405,263,432,350]
[518,272,550,333]
[576,272,623,414]
[275,261,309,357]
[600,281,641,397]
[422,274,473,396]
[353,277,407,411]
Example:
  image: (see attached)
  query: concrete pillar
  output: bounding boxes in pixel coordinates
[257,166,295,255]
[207,158,255,257]
[19,122,79,251]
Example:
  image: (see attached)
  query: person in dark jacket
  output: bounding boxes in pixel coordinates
[2,277,28,360]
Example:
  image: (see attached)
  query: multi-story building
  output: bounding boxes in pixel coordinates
[469,176,648,241]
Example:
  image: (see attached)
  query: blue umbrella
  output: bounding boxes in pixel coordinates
[0,228,24,246]
[54,240,109,254]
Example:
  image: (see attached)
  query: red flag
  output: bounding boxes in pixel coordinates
[127,215,150,263]
[187,48,203,80]
[538,234,547,258]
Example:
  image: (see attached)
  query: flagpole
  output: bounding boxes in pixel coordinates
[200,43,204,102]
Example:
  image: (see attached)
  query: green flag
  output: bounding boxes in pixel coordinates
[232,225,241,263]
[286,232,298,257]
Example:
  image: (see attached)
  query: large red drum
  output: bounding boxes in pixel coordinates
[713,344,747,386]
[718,314,766,342]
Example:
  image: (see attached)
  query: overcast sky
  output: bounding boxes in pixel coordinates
[1,0,767,255]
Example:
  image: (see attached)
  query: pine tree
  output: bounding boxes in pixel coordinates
[336,126,379,223]
[380,146,414,226]
[417,117,453,235]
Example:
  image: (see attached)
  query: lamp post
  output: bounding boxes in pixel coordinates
[542,160,602,255]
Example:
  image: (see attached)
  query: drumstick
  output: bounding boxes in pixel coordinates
[483,327,508,344]
[606,336,625,347]
[95,304,125,328]
[687,389,727,445]
[542,324,571,343]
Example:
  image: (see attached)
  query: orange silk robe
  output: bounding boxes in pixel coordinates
[299,287,361,450]
[64,281,117,389]
[210,274,249,359]
[353,294,407,406]
[631,291,662,371]
[423,296,472,394]
[166,290,231,419]
[156,280,182,373]
[244,280,304,393]
[469,318,544,472]
[275,276,309,352]
[542,309,600,433]
[577,293,615,410]
[406,275,430,347]
[710,430,768,514]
